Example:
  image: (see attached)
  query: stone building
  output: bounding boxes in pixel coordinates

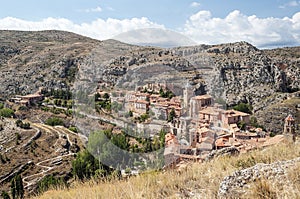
[283,114,296,141]
[189,94,213,118]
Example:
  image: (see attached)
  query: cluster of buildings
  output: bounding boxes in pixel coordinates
[9,90,44,106]
[107,83,271,167]
[8,83,296,169]
[111,83,182,120]
[124,83,295,168]
[163,90,258,167]
[164,106,297,168]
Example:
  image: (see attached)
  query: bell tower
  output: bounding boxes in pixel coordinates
[283,114,296,141]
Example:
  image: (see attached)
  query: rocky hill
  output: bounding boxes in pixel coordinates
[0,30,299,134]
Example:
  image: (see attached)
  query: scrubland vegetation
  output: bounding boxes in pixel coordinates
[35,142,300,199]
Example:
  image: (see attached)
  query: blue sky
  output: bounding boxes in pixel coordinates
[0,0,300,48]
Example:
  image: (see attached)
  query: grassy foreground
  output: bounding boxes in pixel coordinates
[35,141,300,199]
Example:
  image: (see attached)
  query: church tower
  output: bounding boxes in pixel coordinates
[183,82,194,109]
[283,114,296,140]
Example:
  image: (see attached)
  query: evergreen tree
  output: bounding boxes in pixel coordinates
[168,108,176,122]
[10,177,16,199]
[10,174,24,199]
[15,175,24,199]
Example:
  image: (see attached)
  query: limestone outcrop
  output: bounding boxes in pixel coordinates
[218,157,300,198]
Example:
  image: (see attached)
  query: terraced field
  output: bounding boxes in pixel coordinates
[0,118,84,196]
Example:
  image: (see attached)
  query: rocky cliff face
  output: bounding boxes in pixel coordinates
[0,30,299,134]
[0,30,102,97]
[173,42,299,106]
[173,42,300,134]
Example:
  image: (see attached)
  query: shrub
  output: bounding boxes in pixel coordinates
[238,121,246,130]
[16,120,31,129]
[18,106,28,111]
[167,108,176,122]
[45,117,64,126]
[251,179,276,199]
[22,122,31,129]
[103,93,110,99]
[16,120,23,127]
[139,113,149,122]
[68,126,78,133]
[235,155,256,169]
[269,132,276,137]
[72,150,100,180]
[37,175,66,194]
[0,108,14,118]
[1,191,10,199]
[233,103,252,114]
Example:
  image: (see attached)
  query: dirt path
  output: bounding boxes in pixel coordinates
[22,123,77,191]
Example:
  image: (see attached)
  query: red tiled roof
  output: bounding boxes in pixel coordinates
[136,100,150,104]
[135,93,150,97]
[192,94,212,100]
[225,109,250,117]
[21,94,42,99]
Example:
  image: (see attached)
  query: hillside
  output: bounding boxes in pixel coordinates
[0,115,85,197]
[0,30,299,134]
[0,30,299,198]
[36,142,300,199]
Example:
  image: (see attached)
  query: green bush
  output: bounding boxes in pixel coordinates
[68,126,78,133]
[0,108,14,118]
[167,108,176,122]
[0,103,4,109]
[103,93,110,99]
[45,117,64,126]
[72,150,102,180]
[233,103,252,114]
[16,120,31,129]
[37,175,66,194]
[1,191,10,199]
[18,106,28,111]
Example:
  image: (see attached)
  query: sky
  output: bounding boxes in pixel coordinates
[0,0,300,48]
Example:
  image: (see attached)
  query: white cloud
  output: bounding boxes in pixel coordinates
[279,1,300,9]
[182,10,300,48]
[106,6,115,11]
[82,6,102,13]
[190,2,201,7]
[0,17,165,40]
[0,10,299,48]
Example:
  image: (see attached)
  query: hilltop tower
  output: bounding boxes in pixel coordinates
[283,114,296,141]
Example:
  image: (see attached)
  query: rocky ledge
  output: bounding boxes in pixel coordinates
[218,156,300,198]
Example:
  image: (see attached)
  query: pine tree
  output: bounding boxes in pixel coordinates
[10,175,24,199]
[15,175,24,199]
[11,177,16,199]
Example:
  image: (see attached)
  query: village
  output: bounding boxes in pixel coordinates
[105,82,297,167]
[9,83,297,168]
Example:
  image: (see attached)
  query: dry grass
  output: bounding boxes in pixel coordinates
[35,142,300,199]
[250,179,277,199]
[246,162,300,199]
